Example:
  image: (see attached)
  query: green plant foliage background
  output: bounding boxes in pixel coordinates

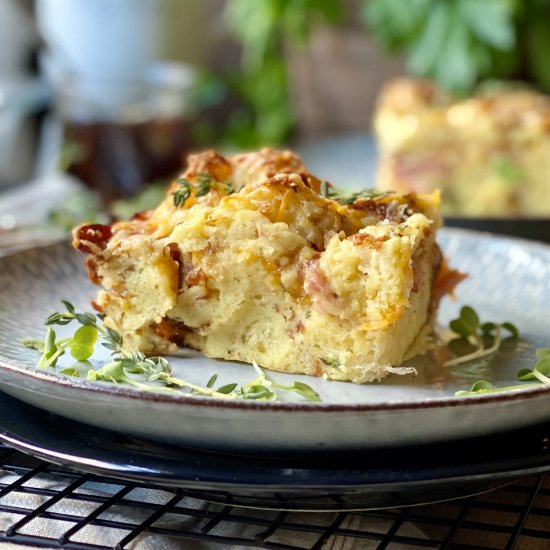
[197,0,550,147]
[364,0,550,94]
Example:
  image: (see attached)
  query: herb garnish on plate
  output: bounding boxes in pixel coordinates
[23,302,549,400]
[443,305,518,368]
[443,305,550,396]
[22,301,320,403]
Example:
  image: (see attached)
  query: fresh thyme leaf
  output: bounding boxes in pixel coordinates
[320,182,391,205]
[216,383,238,394]
[102,327,123,351]
[196,173,235,197]
[109,327,123,346]
[45,312,74,326]
[172,173,234,207]
[196,173,214,197]
[75,312,97,326]
[115,357,139,372]
[172,177,192,207]
[282,381,322,403]
[26,304,323,403]
[206,373,218,388]
[45,302,95,327]
[61,301,76,314]
[242,385,276,400]
[154,356,172,373]
[101,342,117,351]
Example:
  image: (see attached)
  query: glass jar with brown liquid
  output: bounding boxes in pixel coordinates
[59,63,195,205]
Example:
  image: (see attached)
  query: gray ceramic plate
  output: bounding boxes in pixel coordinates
[0,228,549,456]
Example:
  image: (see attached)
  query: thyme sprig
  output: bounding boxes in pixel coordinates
[172,172,235,207]
[319,181,390,205]
[443,306,518,368]
[23,301,320,403]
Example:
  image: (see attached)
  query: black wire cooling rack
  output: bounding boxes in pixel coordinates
[1,442,550,550]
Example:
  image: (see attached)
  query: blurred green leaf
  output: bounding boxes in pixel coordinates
[458,0,516,50]
[362,0,543,94]
[363,0,431,50]
[525,17,550,92]
[536,348,550,360]
[221,0,343,147]
[435,12,477,93]
[409,1,454,77]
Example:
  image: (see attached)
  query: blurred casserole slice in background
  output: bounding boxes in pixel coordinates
[374,78,550,218]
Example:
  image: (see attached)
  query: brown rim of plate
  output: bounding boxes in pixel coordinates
[1,355,549,413]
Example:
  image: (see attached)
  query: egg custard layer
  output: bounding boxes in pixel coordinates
[74,148,451,383]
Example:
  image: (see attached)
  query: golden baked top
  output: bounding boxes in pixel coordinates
[76,147,441,252]
[377,78,550,128]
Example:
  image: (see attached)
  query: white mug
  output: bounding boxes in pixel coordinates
[36,0,164,89]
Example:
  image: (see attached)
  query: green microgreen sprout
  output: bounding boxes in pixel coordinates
[447,310,550,397]
[172,172,235,208]
[454,379,531,396]
[443,306,518,368]
[70,325,98,361]
[517,348,550,385]
[319,181,391,205]
[23,301,320,403]
[455,364,550,397]
[443,305,541,397]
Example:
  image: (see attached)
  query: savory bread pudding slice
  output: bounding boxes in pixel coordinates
[73,148,456,383]
[374,78,550,217]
